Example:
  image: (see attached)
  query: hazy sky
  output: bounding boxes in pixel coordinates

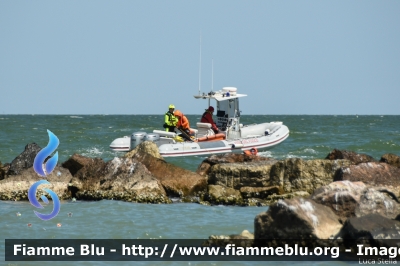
[1,1,399,115]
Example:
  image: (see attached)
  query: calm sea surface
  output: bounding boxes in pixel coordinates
[1,115,399,265]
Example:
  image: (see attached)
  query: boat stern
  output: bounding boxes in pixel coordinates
[109,136,131,152]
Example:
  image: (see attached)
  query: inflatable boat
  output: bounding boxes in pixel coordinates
[110,87,289,157]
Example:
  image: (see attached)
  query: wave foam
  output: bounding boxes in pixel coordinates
[79,147,104,157]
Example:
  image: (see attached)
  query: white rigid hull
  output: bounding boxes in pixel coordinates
[158,124,289,157]
[109,121,289,157]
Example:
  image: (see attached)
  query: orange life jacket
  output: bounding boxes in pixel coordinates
[174,110,190,130]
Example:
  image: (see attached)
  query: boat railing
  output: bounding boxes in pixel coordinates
[153,130,176,138]
[269,125,282,135]
[246,135,263,138]
[241,123,257,128]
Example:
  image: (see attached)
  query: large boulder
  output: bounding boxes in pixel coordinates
[126,142,207,197]
[61,153,107,176]
[254,198,342,241]
[208,229,254,240]
[334,162,400,192]
[0,166,73,200]
[196,153,271,176]
[0,161,8,180]
[201,156,356,205]
[124,141,163,160]
[72,157,170,203]
[196,161,213,177]
[339,213,400,240]
[356,187,400,219]
[62,154,108,193]
[207,160,277,190]
[63,142,207,201]
[203,185,243,205]
[77,157,171,203]
[325,149,375,164]
[380,153,400,168]
[204,230,254,248]
[269,158,352,194]
[311,181,366,222]
[240,186,284,200]
[7,143,42,175]
[311,181,400,222]
[263,191,311,205]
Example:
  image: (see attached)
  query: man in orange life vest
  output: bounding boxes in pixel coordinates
[174,110,192,140]
[200,106,219,134]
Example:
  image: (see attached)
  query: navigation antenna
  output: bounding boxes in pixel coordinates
[211,59,214,92]
[198,35,202,96]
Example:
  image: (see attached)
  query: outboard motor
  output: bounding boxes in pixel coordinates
[145,133,160,144]
[131,132,147,149]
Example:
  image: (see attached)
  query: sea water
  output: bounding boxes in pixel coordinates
[1,115,399,265]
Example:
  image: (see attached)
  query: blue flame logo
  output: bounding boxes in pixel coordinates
[28,180,61,221]
[28,130,61,221]
[33,130,59,177]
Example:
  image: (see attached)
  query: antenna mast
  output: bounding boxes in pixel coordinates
[198,35,202,96]
[211,59,214,92]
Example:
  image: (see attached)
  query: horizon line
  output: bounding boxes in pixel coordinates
[0,113,399,116]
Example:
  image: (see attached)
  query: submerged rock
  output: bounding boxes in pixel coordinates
[325,149,376,164]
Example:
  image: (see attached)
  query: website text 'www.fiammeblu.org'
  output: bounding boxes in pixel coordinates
[9,243,340,259]
[147,244,340,258]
